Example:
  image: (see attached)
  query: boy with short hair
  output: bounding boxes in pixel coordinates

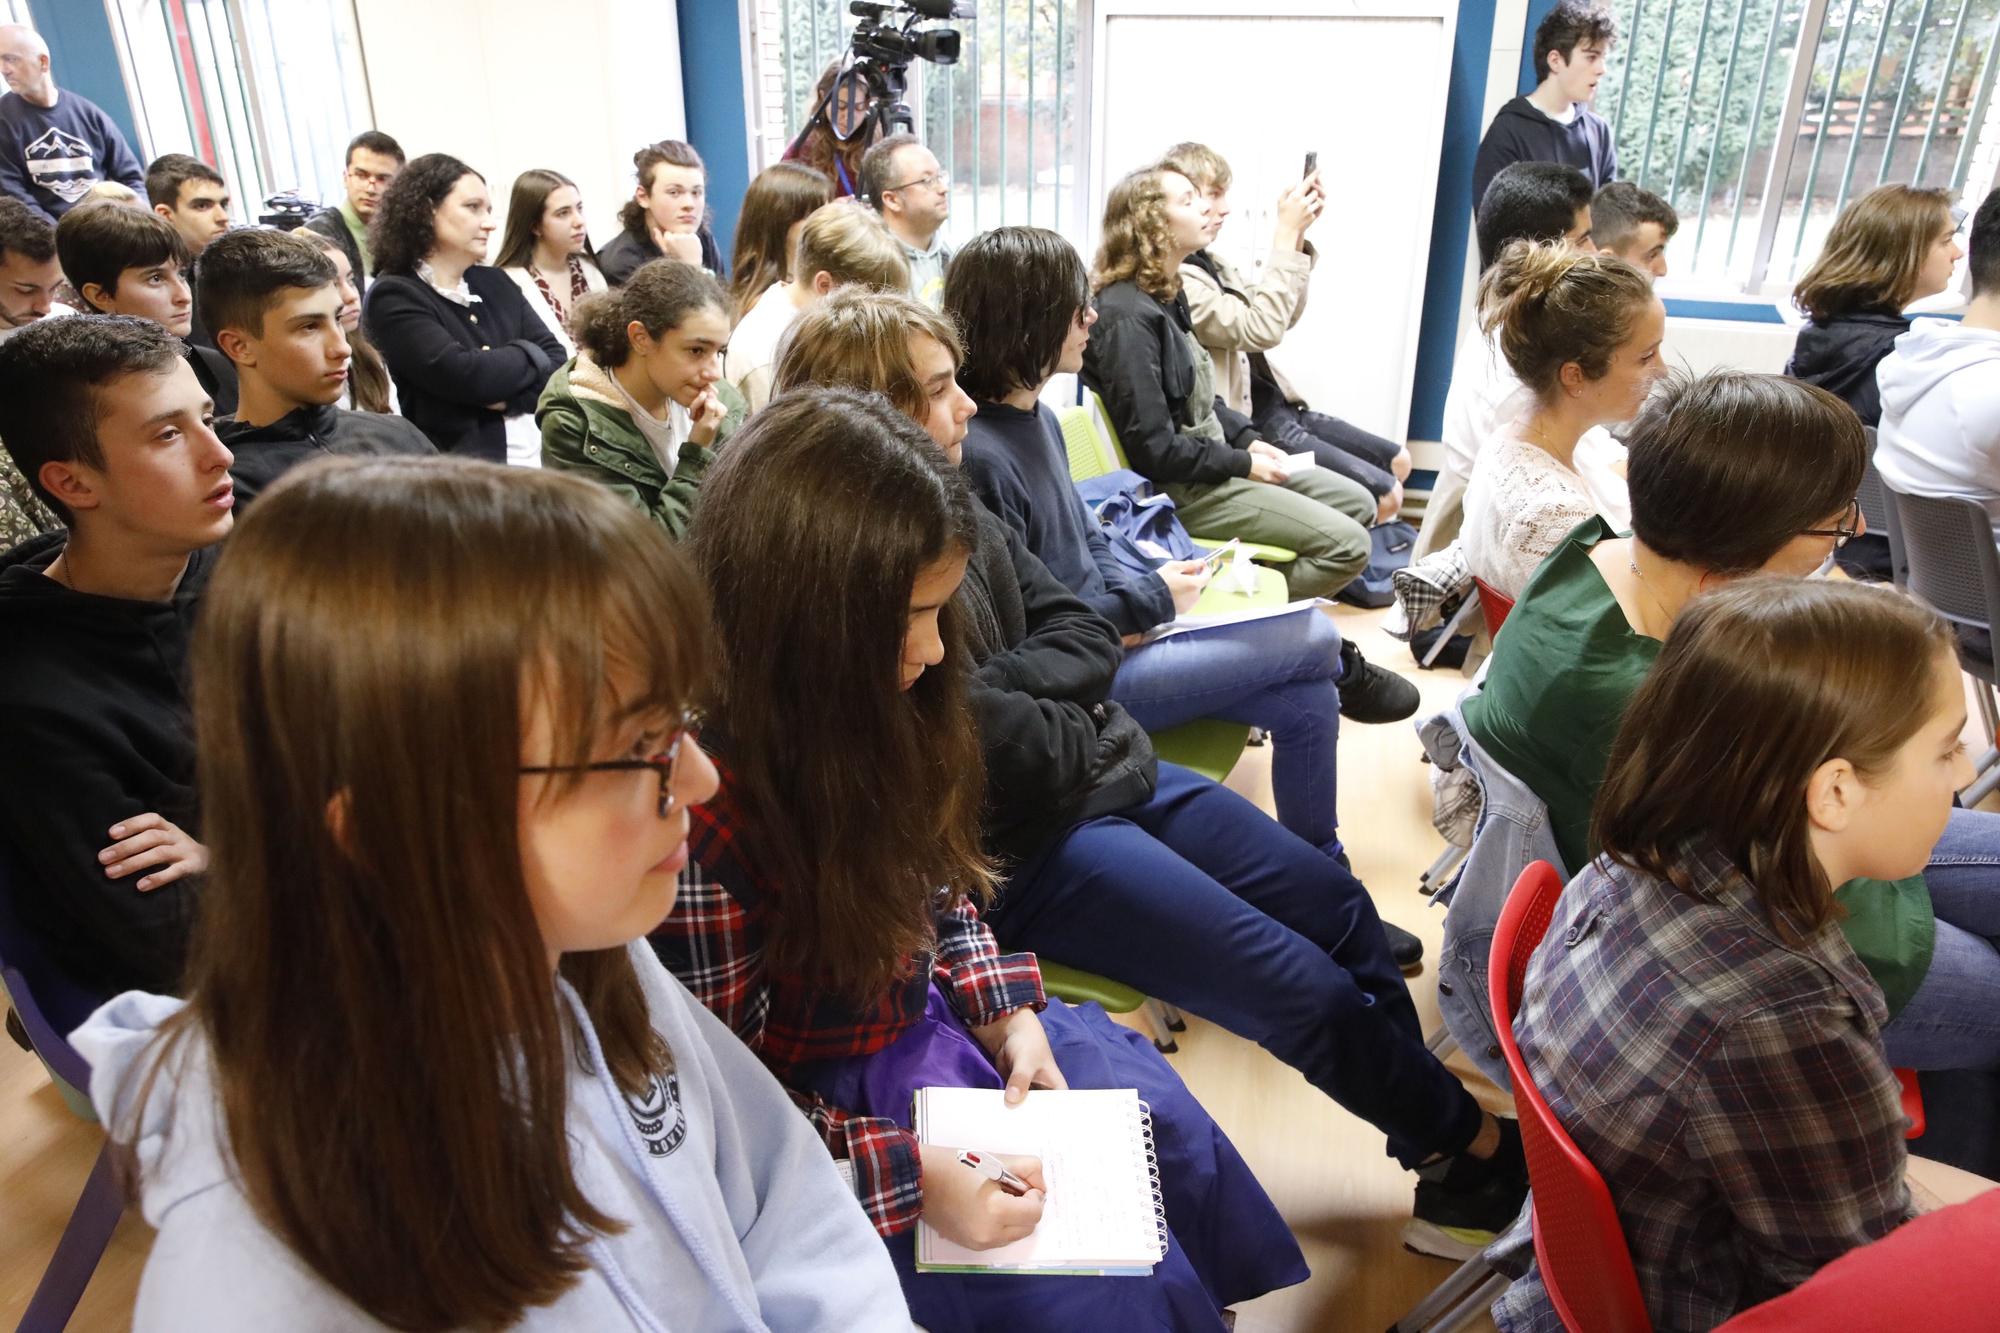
[201,228,431,507]
[1591,180,1677,280]
[0,313,235,997]
[144,152,231,256]
[55,200,237,414]
[1472,0,1618,210]
[0,196,63,545]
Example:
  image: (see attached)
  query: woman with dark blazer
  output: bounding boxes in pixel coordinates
[362,153,565,463]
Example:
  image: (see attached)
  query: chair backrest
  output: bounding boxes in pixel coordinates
[0,851,101,1099]
[1056,404,1119,483]
[1084,390,1135,471]
[1474,577,1515,641]
[1886,486,2000,651]
[1489,860,1655,1333]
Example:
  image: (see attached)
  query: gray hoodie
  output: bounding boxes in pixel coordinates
[72,941,912,1331]
[1876,317,2000,542]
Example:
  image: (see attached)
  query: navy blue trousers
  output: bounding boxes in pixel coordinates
[988,763,1483,1168]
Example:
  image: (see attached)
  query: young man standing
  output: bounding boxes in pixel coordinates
[305,129,404,291]
[1877,185,2000,543]
[0,24,145,223]
[858,133,952,307]
[56,200,237,415]
[202,228,431,507]
[145,153,232,257]
[1590,180,1677,280]
[1472,1,1618,211]
[0,313,233,998]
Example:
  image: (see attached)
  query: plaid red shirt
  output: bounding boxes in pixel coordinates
[1495,842,1914,1331]
[652,776,1045,1236]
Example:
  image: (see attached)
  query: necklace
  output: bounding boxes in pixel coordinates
[1626,554,1677,633]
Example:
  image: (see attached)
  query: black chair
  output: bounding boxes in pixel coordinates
[0,851,124,1332]
[1882,485,2000,803]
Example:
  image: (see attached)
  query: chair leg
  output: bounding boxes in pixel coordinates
[1385,1254,1500,1333]
[1155,1000,1186,1031]
[1428,1271,1511,1333]
[1419,597,1481,669]
[1424,1024,1457,1058]
[1142,999,1179,1054]
[20,1139,124,1333]
[1419,842,1467,896]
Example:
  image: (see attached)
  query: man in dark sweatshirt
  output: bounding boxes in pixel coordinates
[0,314,236,999]
[202,228,432,507]
[0,24,145,223]
[1472,1,1619,211]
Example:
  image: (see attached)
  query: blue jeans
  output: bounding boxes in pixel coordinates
[986,763,1484,1169]
[1882,807,2000,1071]
[1111,608,1344,855]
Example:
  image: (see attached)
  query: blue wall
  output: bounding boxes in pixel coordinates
[1406,0,1504,438]
[678,4,752,270]
[1517,0,1562,95]
[24,0,142,151]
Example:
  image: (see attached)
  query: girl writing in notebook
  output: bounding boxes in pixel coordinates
[654,387,1308,1330]
[74,457,906,1331]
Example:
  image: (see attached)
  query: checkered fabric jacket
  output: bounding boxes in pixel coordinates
[652,775,1045,1237]
[1495,842,1915,1332]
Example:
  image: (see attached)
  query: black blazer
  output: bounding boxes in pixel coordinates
[362,266,565,460]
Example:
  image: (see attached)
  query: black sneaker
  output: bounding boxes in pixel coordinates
[1337,640,1420,724]
[1401,1119,1530,1261]
[1384,920,1425,974]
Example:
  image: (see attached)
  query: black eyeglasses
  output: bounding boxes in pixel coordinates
[518,709,703,818]
[1798,499,1863,548]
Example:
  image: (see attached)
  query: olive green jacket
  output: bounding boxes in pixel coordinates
[537,353,747,539]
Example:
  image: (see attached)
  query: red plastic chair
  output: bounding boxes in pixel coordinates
[1474,577,1515,641]
[1489,860,1654,1333]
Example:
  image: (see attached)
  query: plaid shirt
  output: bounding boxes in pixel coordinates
[653,776,1045,1237]
[1495,843,1914,1332]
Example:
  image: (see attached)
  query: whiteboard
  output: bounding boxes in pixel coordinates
[1087,0,1458,442]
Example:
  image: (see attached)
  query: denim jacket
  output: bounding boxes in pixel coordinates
[1421,694,1567,1089]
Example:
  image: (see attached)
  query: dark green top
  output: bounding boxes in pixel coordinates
[1463,516,1936,1015]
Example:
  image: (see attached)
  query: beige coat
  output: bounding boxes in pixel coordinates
[1178,244,1315,415]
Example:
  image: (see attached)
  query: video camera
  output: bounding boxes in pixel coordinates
[805,0,975,150]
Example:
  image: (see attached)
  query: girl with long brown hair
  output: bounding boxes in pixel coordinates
[726,161,833,322]
[73,456,906,1331]
[495,167,608,355]
[1788,183,1962,426]
[657,386,1309,1330]
[1499,578,1971,1330]
[599,141,724,286]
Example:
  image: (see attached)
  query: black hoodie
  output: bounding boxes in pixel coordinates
[217,401,435,509]
[1784,307,1910,427]
[0,534,213,999]
[1472,96,1617,211]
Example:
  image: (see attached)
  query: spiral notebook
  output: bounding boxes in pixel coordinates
[912,1087,1169,1276]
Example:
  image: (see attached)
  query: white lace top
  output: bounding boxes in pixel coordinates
[1461,431,1609,598]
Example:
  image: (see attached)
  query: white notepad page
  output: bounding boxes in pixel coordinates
[913,1086,1166,1274]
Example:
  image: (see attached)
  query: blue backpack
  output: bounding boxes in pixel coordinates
[1074,469,1201,584]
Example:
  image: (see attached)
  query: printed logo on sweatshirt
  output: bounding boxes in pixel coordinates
[24,128,98,203]
[627,1070,687,1157]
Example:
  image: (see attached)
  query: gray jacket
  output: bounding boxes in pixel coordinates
[1421,695,1568,1089]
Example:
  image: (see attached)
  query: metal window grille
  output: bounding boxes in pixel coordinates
[750,0,1086,242]
[105,0,373,217]
[1599,0,2000,293]
[3,1,33,28]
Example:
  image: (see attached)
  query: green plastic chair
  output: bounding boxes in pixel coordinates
[1037,960,1185,1053]
[1059,392,1298,566]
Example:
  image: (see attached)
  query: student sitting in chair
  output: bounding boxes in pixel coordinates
[0,315,233,998]
[75,455,909,1330]
[1159,141,1414,524]
[203,228,432,510]
[770,290,1531,1259]
[1500,577,1963,1329]
[1081,165,1376,602]
[1589,180,1677,279]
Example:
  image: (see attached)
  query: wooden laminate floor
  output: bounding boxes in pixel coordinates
[0,607,1496,1331]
